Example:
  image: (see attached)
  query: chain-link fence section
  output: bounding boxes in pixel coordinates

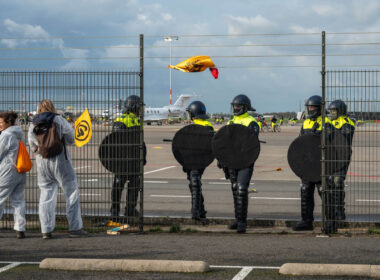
[323,70,380,233]
[0,70,144,232]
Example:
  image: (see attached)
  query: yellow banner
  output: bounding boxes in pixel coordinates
[74,108,92,148]
[168,55,215,72]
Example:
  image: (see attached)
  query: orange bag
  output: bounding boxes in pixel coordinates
[16,141,33,173]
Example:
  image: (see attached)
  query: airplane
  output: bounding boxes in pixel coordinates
[144,94,193,125]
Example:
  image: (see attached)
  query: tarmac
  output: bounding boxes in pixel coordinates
[1,124,380,279]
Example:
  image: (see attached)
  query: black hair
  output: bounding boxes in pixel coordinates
[0,111,18,126]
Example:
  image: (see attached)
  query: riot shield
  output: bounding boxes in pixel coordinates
[98,127,142,174]
[212,124,260,170]
[287,133,351,182]
[172,124,215,170]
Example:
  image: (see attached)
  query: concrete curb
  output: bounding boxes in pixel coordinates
[280,263,380,278]
[39,258,210,273]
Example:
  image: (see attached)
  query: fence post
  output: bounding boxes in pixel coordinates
[139,34,144,232]
[321,31,326,233]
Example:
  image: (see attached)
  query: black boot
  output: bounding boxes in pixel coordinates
[235,183,248,233]
[293,182,315,231]
[293,220,313,231]
[229,183,238,230]
[199,193,207,219]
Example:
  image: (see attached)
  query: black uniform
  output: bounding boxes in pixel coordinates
[110,95,146,220]
[225,94,260,233]
[293,95,335,232]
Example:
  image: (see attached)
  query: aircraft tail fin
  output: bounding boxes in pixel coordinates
[173,95,192,108]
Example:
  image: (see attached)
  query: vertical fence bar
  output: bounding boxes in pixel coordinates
[139,34,144,232]
[321,31,327,233]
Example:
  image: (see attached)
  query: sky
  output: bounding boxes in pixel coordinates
[1,0,380,113]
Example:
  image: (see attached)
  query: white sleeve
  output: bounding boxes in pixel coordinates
[0,135,10,161]
[27,124,39,153]
[55,116,75,145]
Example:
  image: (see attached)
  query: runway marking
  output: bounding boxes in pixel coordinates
[356,199,380,202]
[0,262,21,273]
[144,166,176,175]
[58,192,100,196]
[250,197,300,200]
[144,181,168,184]
[151,195,190,198]
[208,182,231,185]
[81,179,98,182]
[347,172,380,179]
[74,166,91,170]
[210,265,280,280]
[232,267,254,280]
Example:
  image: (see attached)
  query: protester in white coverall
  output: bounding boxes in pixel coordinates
[28,99,88,239]
[0,111,27,239]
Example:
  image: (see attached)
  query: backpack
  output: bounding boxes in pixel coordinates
[16,141,33,173]
[32,112,65,158]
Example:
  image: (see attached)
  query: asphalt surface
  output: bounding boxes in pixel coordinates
[1,123,380,279]
[0,231,380,279]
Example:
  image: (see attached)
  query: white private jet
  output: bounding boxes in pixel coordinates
[144,94,192,125]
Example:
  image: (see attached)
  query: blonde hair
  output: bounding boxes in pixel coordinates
[37,99,57,114]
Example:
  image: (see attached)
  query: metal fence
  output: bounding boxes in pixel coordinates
[0,70,144,232]
[323,70,380,233]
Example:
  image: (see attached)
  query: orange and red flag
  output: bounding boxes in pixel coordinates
[168,55,219,79]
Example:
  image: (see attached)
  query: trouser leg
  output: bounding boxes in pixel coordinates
[61,178,83,231]
[228,181,238,229]
[293,181,315,231]
[39,182,58,234]
[111,175,127,217]
[333,175,346,221]
[10,181,26,232]
[235,166,253,233]
[125,175,140,217]
[323,177,338,234]
[188,170,203,220]
[228,169,238,229]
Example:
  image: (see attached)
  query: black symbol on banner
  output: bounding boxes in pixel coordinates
[75,120,90,142]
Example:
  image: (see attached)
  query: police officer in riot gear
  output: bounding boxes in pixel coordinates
[225,94,260,233]
[110,95,146,220]
[184,101,214,220]
[328,100,355,222]
[293,95,335,232]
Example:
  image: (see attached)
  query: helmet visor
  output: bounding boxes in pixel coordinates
[306,105,320,119]
[231,104,245,116]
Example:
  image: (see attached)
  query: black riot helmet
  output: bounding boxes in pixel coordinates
[122,95,142,114]
[186,101,208,120]
[231,94,256,116]
[305,95,322,119]
[328,100,347,120]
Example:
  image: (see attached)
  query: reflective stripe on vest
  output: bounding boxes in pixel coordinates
[303,116,332,131]
[332,116,355,129]
[227,112,258,127]
[193,119,214,129]
[115,113,140,127]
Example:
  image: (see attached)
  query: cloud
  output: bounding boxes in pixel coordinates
[352,0,380,23]
[290,25,321,33]
[226,15,275,34]
[312,4,345,17]
[1,19,64,48]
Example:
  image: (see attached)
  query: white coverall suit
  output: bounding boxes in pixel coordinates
[0,126,27,232]
[28,115,83,234]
